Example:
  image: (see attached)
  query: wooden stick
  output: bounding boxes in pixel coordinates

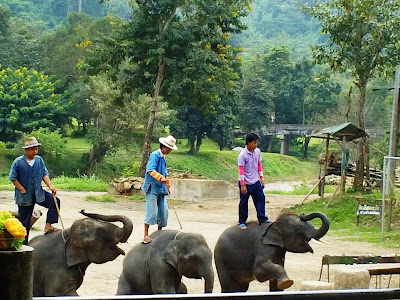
[326,184,340,208]
[302,177,324,204]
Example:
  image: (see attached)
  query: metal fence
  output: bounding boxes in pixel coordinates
[33,289,400,300]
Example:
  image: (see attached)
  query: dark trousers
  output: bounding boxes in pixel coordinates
[238,181,268,225]
[18,190,60,244]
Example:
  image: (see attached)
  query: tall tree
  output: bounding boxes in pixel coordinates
[88,0,250,176]
[304,0,400,191]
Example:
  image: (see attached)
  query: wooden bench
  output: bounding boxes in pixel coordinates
[319,255,400,288]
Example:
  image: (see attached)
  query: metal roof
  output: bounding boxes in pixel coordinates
[310,122,367,141]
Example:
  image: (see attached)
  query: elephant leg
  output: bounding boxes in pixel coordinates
[219,272,250,293]
[116,274,133,295]
[255,260,293,291]
[177,282,187,294]
[269,279,279,291]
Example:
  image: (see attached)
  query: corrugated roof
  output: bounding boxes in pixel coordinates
[310,122,367,141]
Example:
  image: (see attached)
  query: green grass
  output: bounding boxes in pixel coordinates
[0,136,322,189]
[266,184,336,195]
[85,194,115,202]
[288,193,400,249]
[128,194,146,202]
[0,176,13,191]
[51,175,108,192]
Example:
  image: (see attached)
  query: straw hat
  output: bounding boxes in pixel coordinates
[22,137,42,149]
[159,135,178,150]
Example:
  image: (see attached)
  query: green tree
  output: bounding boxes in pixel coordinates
[0,67,68,142]
[304,0,400,191]
[240,47,340,131]
[88,0,250,175]
[41,13,123,92]
[83,77,153,174]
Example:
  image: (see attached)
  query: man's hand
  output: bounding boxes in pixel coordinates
[20,188,27,194]
[240,185,247,195]
[161,176,168,184]
[260,180,265,188]
[49,186,57,195]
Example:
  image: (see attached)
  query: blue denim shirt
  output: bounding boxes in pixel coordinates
[141,149,168,195]
[8,155,49,206]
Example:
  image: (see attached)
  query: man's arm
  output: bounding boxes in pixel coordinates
[238,165,247,194]
[43,175,56,195]
[11,180,26,194]
[258,161,265,187]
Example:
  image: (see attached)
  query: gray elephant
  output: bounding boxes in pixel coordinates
[117,230,214,295]
[214,212,329,292]
[29,210,133,296]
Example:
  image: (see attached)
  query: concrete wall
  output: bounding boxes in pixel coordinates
[170,179,238,201]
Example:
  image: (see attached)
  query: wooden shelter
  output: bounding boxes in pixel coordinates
[303,122,367,204]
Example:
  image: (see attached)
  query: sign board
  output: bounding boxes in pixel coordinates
[356,204,381,216]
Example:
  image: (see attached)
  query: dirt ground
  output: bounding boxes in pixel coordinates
[0,189,399,296]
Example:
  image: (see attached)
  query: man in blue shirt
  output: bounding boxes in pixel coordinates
[9,137,61,244]
[141,135,177,244]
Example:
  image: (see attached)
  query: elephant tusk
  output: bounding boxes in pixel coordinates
[319,238,332,245]
[310,238,323,245]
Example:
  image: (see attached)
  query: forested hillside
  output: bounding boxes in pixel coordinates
[0,0,398,179]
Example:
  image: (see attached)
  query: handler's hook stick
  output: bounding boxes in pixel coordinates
[53,193,65,230]
[168,191,183,229]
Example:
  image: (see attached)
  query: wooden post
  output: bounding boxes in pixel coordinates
[280,131,290,155]
[341,138,347,200]
[0,245,34,299]
[388,65,400,195]
[321,134,330,199]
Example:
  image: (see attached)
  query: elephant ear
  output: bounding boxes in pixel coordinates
[261,223,284,248]
[163,240,178,269]
[65,239,89,267]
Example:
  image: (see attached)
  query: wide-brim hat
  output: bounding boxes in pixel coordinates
[22,137,42,149]
[159,135,178,150]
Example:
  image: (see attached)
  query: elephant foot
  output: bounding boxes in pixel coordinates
[277,279,293,290]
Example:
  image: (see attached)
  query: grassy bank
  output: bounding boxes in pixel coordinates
[0,136,321,190]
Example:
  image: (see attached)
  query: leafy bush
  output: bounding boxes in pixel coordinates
[0,141,5,155]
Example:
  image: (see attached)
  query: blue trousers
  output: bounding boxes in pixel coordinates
[18,190,60,245]
[238,181,268,225]
[144,190,168,228]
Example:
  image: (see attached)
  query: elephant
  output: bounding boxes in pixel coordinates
[214,212,330,292]
[29,210,133,296]
[117,230,214,295]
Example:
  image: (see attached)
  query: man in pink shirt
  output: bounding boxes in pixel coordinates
[237,133,269,229]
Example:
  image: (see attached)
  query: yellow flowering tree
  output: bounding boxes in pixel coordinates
[0,66,69,142]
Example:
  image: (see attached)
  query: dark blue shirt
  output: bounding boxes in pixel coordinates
[9,155,49,206]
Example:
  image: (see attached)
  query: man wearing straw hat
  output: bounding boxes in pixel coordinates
[141,135,177,244]
[9,136,61,244]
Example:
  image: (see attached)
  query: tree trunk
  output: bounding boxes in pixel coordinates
[194,135,202,154]
[137,9,176,176]
[353,81,367,191]
[188,138,195,154]
[138,58,165,177]
[87,143,109,175]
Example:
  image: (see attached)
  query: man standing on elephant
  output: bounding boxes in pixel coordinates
[237,132,269,229]
[9,136,61,244]
[141,135,178,244]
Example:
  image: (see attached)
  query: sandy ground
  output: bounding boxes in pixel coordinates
[0,189,399,295]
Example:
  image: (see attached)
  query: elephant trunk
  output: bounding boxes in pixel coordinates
[299,212,330,241]
[203,269,214,293]
[79,210,133,242]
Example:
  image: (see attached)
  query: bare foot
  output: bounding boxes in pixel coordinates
[142,236,152,244]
